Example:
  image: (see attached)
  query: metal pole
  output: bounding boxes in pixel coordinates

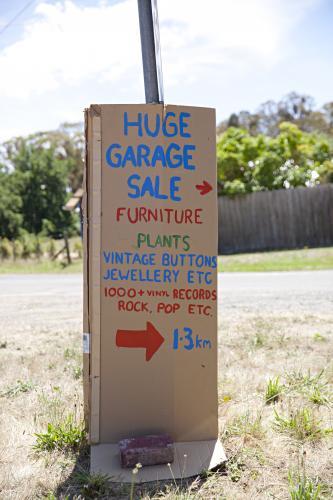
[137,0,163,103]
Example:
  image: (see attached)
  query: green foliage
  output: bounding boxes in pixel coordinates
[0,379,35,397]
[12,239,23,260]
[34,414,86,453]
[273,408,332,441]
[0,168,22,239]
[226,455,245,482]
[0,238,13,259]
[224,411,264,439]
[74,240,83,258]
[0,125,82,240]
[20,232,34,259]
[288,472,322,500]
[217,122,333,196]
[73,366,82,380]
[33,236,43,260]
[47,239,56,259]
[218,92,333,138]
[74,472,112,499]
[308,387,330,406]
[265,377,283,404]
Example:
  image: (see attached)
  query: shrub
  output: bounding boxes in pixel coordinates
[47,239,56,259]
[74,240,83,259]
[12,239,23,260]
[0,238,12,259]
[21,233,34,259]
[34,236,43,260]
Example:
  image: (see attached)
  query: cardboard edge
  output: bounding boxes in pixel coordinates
[82,109,90,429]
[90,439,226,483]
[83,106,102,444]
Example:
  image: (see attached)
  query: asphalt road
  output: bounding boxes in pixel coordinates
[0,271,332,321]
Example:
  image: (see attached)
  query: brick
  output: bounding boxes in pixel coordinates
[118,434,174,468]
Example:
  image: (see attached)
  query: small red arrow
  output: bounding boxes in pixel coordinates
[195,180,213,195]
[116,321,164,361]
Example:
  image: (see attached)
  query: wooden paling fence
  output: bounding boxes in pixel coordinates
[218,184,333,254]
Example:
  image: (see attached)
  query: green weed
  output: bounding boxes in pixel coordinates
[36,391,63,424]
[0,340,7,348]
[224,412,265,440]
[313,333,326,342]
[285,370,325,393]
[273,408,331,441]
[34,414,86,453]
[226,455,245,482]
[74,471,112,499]
[288,472,322,500]
[0,379,35,397]
[73,365,82,380]
[265,376,283,404]
[64,347,77,360]
[308,387,330,406]
[251,332,266,348]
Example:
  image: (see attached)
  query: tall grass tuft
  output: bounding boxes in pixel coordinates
[273,408,332,441]
[288,472,322,500]
[265,376,283,404]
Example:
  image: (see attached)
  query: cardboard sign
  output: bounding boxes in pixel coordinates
[84,104,224,480]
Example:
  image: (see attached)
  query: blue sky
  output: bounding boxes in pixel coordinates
[0,0,332,140]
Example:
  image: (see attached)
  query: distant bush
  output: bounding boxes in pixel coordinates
[47,239,56,259]
[21,233,34,259]
[12,240,23,260]
[74,240,83,259]
[217,122,333,196]
[33,237,43,260]
[0,238,12,259]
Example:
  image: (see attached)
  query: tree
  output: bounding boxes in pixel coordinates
[2,136,78,237]
[217,122,333,196]
[217,92,333,138]
[0,166,22,239]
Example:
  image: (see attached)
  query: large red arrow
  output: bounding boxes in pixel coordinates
[195,180,213,195]
[116,322,164,361]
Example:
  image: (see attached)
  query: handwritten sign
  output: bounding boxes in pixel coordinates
[84,104,219,463]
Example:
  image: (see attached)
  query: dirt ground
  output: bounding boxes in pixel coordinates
[0,272,332,499]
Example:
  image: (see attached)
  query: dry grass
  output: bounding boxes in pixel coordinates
[0,275,332,499]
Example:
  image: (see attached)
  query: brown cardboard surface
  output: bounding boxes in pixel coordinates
[84,104,222,471]
[91,439,226,482]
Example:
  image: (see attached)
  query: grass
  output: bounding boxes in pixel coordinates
[265,376,283,404]
[0,379,35,397]
[223,411,265,440]
[0,275,332,498]
[273,408,332,441]
[288,472,323,500]
[0,259,82,274]
[218,246,333,272]
[74,472,113,500]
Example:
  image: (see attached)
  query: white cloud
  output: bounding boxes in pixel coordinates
[0,0,321,99]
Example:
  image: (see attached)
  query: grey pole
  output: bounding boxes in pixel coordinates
[137,0,164,104]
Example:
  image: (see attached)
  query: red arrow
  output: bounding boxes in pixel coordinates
[195,180,213,195]
[116,322,164,361]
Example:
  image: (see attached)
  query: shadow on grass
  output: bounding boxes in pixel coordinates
[54,446,228,499]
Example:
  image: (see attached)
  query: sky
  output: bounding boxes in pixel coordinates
[0,0,332,141]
